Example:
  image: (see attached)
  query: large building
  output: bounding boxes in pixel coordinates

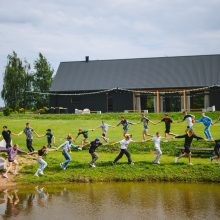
[50,54,220,113]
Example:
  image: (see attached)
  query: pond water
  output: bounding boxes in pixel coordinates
[0,182,219,220]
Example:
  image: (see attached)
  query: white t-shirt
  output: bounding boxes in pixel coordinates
[99,123,109,133]
[119,139,132,149]
[152,136,161,150]
[186,117,193,127]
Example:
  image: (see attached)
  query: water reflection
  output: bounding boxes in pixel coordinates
[0,183,220,220]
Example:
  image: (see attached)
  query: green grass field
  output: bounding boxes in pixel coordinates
[0,112,220,184]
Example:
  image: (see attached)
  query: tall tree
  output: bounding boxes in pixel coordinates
[1,51,27,109]
[33,53,54,108]
[23,59,34,108]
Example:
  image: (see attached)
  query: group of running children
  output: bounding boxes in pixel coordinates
[0,111,220,178]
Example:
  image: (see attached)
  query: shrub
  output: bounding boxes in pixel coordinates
[3,107,11,116]
[38,108,46,114]
[19,108,25,113]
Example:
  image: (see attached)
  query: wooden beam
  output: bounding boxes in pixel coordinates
[183,90,186,111]
[156,90,160,113]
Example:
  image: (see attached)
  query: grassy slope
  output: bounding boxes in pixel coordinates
[0,112,220,183]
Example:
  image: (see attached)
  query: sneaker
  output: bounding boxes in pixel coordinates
[60,163,63,168]
[189,163,193,166]
[39,171,44,175]
[129,162,134,165]
[174,157,178,163]
[3,174,8,179]
[210,156,213,163]
[78,147,82,151]
[63,167,66,170]
[215,161,219,164]
[34,173,39,177]
[157,161,160,164]
[89,163,96,168]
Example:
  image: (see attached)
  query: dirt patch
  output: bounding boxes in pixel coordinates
[0,155,36,187]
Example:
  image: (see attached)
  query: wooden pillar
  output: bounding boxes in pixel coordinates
[133,92,136,111]
[156,90,160,113]
[183,90,186,112]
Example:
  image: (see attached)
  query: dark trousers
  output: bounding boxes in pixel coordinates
[26,139,34,152]
[214,143,220,157]
[5,141,12,149]
[114,149,132,164]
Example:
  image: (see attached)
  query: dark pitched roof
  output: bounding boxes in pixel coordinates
[51,54,220,92]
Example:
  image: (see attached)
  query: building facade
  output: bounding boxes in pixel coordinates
[50,55,220,113]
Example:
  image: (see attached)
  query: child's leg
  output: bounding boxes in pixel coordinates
[143,130,146,140]
[124,149,132,164]
[206,125,212,140]
[188,152,192,164]
[39,158,47,172]
[90,152,99,165]
[177,152,186,160]
[153,149,162,163]
[113,150,124,163]
[13,160,19,175]
[62,151,72,168]
[204,127,209,139]
[3,162,13,177]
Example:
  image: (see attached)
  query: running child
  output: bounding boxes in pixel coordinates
[17,122,39,152]
[38,129,55,148]
[156,114,176,142]
[116,116,136,137]
[75,128,94,148]
[210,139,220,164]
[34,146,48,177]
[111,134,134,165]
[174,129,203,165]
[0,126,18,148]
[138,113,156,140]
[180,111,195,129]
[94,120,114,143]
[195,112,213,141]
[83,138,103,168]
[151,132,164,164]
[0,144,28,179]
[56,135,79,170]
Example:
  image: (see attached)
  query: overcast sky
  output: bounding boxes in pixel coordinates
[0,0,220,106]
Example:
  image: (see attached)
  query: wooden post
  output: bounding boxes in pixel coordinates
[156,90,160,113]
[133,92,136,111]
[183,90,186,112]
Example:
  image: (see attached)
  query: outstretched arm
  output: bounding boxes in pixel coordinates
[149,120,156,125]
[0,147,8,152]
[33,131,40,137]
[17,149,28,155]
[56,142,65,151]
[17,131,24,136]
[110,141,120,146]
[174,135,186,139]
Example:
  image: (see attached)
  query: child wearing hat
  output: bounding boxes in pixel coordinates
[83,138,103,168]
[38,129,55,148]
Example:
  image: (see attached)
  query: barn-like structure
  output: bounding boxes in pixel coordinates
[50,54,220,113]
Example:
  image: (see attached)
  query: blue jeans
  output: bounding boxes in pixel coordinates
[204,125,212,140]
[62,150,72,168]
[35,158,47,175]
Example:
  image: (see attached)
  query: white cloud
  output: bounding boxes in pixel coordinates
[0,0,220,106]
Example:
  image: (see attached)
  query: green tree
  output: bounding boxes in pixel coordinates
[23,60,34,108]
[1,51,27,109]
[33,53,54,108]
